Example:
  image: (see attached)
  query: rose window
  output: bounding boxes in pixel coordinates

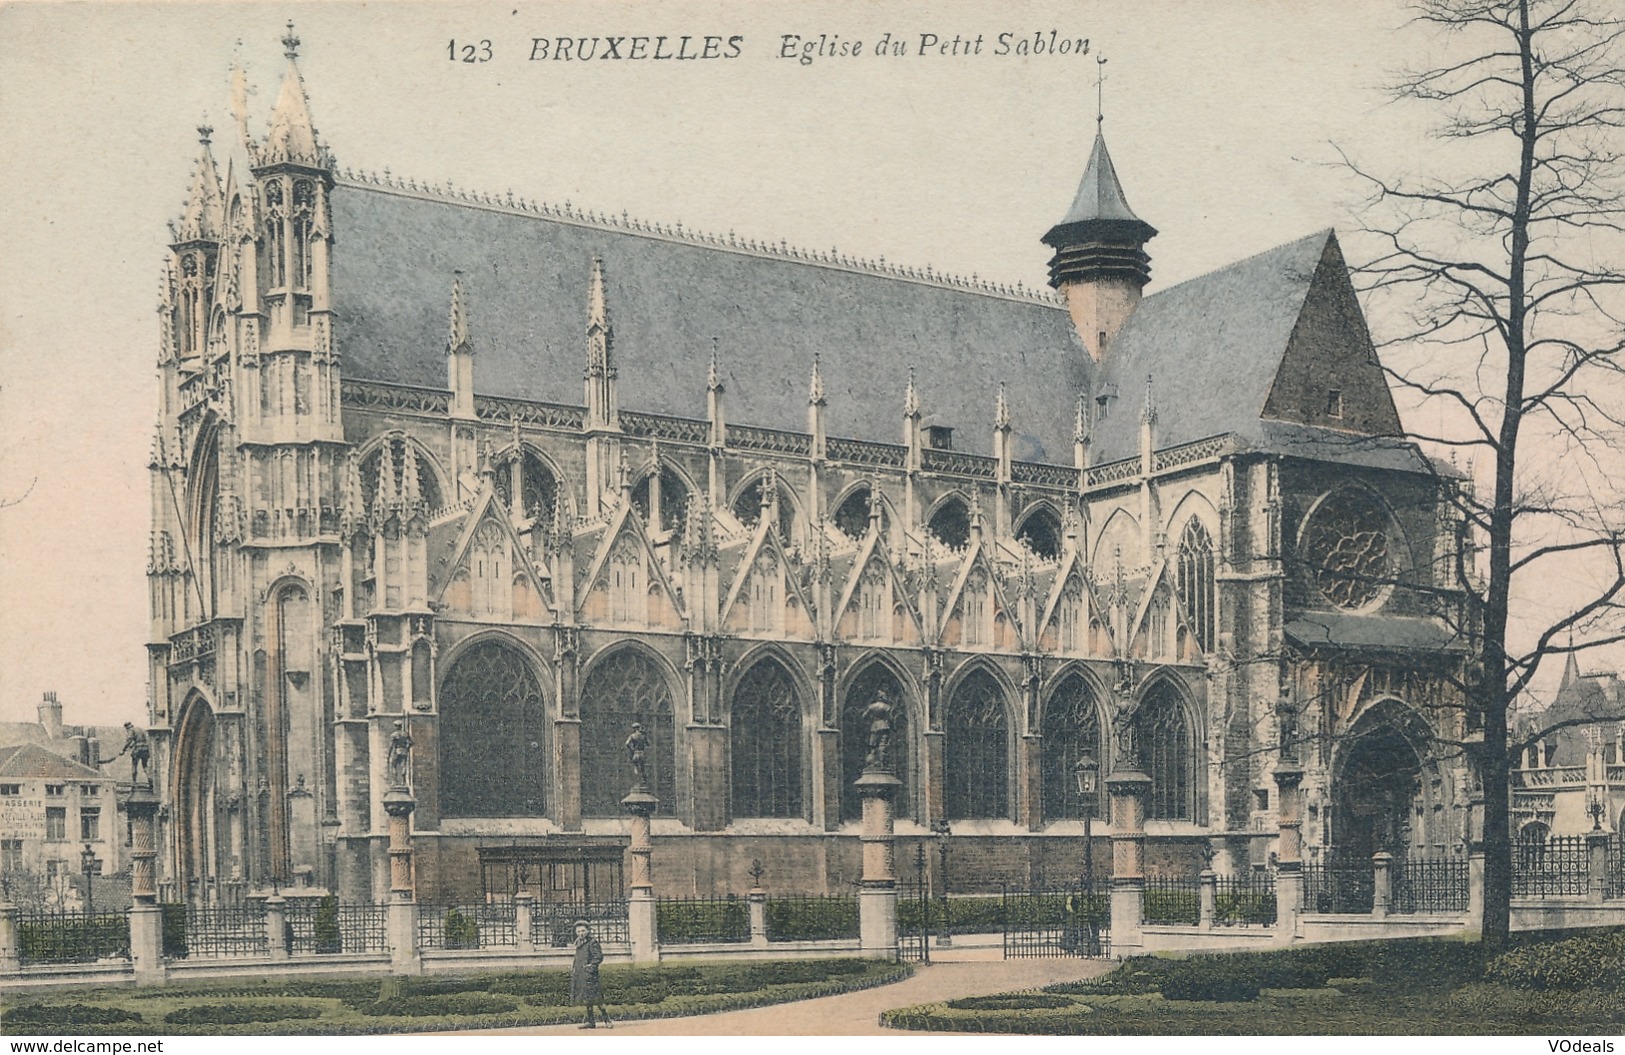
[1303,492,1393,610]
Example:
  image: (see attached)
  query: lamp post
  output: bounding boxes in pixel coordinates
[1073,751,1100,956]
[80,842,97,919]
[930,819,951,947]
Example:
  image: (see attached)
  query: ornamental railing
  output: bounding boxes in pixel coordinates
[826,437,908,468]
[922,448,998,479]
[1141,875,1201,925]
[621,410,710,444]
[1301,858,1375,914]
[416,903,517,950]
[1213,872,1277,927]
[1513,835,1589,897]
[530,899,630,947]
[764,895,859,942]
[1391,854,1470,914]
[731,424,813,456]
[656,895,749,944]
[285,900,388,955]
[171,903,268,960]
[16,910,130,966]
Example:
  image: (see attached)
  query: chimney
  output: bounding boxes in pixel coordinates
[39,691,63,740]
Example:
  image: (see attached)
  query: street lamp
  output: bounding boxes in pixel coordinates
[80,842,97,919]
[1073,751,1101,956]
[930,819,951,947]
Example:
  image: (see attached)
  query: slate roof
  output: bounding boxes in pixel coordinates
[1284,613,1465,653]
[1091,230,1332,463]
[0,742,102,781]
[331,183,1088,462]
[1054,132,1149,227]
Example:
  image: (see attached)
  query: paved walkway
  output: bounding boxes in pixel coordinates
[455,951,1113,1037]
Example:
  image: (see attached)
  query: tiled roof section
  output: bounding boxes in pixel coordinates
[0,742,102,781]
[1055,132,1146,227]
[1091,230,1331,463]
[329,178,1088,462]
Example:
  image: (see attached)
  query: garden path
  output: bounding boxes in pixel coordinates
[451,950,1113,1037]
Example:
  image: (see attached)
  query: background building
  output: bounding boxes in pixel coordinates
[145,35,1474,905]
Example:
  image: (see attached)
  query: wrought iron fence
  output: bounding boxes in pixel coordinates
[1214,872,1278,926]
[656,895,749,944]
[1142,875,1201,925]
[765,895,860,941]
[1301,859,1375,914]
[417,903,517,950]
[1000,882,1109,959]
[171,903,269,960]
[531,900,631,947]
[1513,835,1589,897]
[285,900,388,955]
[1391,854,1470,914]
[17,910,130,965]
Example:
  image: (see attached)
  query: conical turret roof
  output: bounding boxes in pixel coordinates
[256,25,330,170]
[1043,130,1156,249]
[174,129,224,244]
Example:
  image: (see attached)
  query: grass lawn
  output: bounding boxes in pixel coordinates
[883,933,1625,1035]
[1,957,909,1036]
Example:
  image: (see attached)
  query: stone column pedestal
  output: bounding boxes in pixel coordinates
[0,900,18,975]
[1272,762,1304,944]
[1198,869,1216,930]
[515,892,536,954]
[1467,847,1486,930]
[264,894,290,960]
[623,788,660,964]
[1372,852,1392,919]
[748,888,769,948]
[382,788,420,974]
[1107,769,1151,952]
[1587,832,1610,904]
[855,769,901,959]
[126,784,166,984]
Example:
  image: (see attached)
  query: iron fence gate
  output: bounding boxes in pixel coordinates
[1001,880,1110,959]
[897,848,931,963]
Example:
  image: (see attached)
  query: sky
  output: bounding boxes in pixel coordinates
[0,0,1614,727]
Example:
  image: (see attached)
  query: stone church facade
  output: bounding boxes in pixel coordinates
[146,33,1476,905]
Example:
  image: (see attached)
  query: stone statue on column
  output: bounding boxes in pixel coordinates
[387,720,414,790]
[1276,693,1299,763]
[1110,690,1138,771]
[625,722,649,791]
[862,690,895,773]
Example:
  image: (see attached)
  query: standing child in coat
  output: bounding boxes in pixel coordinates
[571,920,611,1028]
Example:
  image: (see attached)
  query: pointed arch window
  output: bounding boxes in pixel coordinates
[494,448,559,527]
[290,180,315,290]
[733,476,796,543]
[841,665,910,822]
[1136,682,1196,821]
[1016,506,1063,559]
[580,650,675,817]
[439,638,547,817]
[263,180,286,289]
[928,497,971,550]
[1175,520,1216,654]
[1042,674,1104,820]
[729,658,803,819]
[945,670,1010,820]
[834,485,887,542]
[631,466,688,538]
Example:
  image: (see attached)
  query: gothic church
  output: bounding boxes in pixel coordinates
[147,32,1475,904]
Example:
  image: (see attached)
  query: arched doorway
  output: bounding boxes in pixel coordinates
[172,695,217,902]
[1331,700,1434,859]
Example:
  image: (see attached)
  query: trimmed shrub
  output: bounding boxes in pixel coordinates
[313,897,342,954]
[161,903,189,959]
[1485,931,1625,992]
[4,1004,144,1028]
[1159,963,1261,1003]
[442,908,479,950]
[947,994,1075,1011]
[1446,982,1625,1022]
[360,992,520,1018]
[164,1003,323,1026]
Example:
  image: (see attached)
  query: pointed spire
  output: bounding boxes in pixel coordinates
[808,354,826,406]
[707,337,722,392]
[586,255,611,369]
[447,274,470,356]
[1050,131,1150,233]
[174,125,224,244]
[257,21,330,170]
[994,382,1011,431]
[903,368,921,420]
[374,439,398,517]
[1074,394,1089,443]
[341,449,365,534]
[399,439,422,512]
[1141,373,1157,424]
[1561,635,1583,693]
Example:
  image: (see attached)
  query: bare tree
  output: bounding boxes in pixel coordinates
[1342,0,1625,942]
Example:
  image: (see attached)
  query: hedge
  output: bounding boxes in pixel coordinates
[164,1003,325,1026]
[361,992,522,1017]
[5,1004,143,1028]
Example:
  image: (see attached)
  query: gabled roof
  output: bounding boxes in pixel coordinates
[0,742,102,781]
[330,182,1087,462]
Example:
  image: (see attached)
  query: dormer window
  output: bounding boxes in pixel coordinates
[1326,389,1344,419]
[924,424,954,450]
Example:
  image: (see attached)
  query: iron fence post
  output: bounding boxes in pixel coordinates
[1371,852,1392,920]
[0,898,17,974]
[1198,869,1216,930]
[1587,832,1610,904]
